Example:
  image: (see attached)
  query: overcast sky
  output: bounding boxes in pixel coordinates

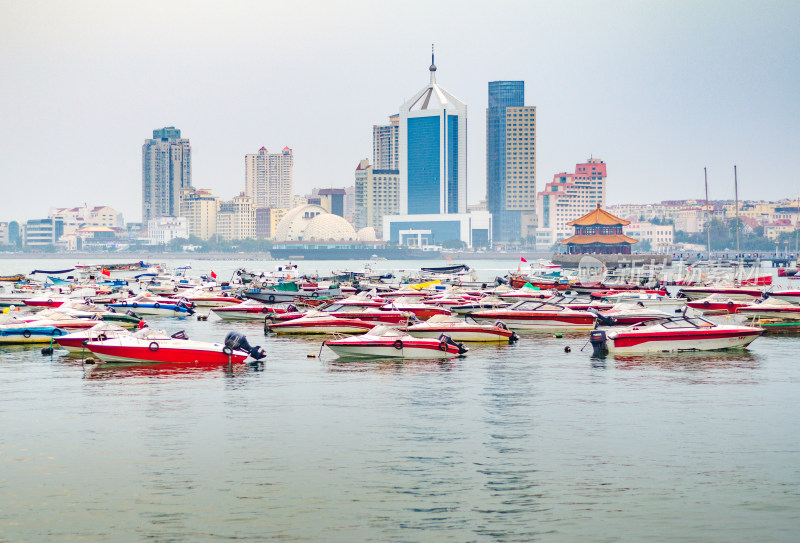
[2,0,798,223]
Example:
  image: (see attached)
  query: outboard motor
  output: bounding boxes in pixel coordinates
[176,298,195,315]
[495,276,508,285]
[589,330,608,357]
[224,331,267,360]
[587,307,614,327]
[439,334,469,355]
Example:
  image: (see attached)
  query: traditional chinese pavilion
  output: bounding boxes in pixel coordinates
[560,204,638,254]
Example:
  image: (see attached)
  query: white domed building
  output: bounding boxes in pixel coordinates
[274,204,357,242]
[270,204,433,260]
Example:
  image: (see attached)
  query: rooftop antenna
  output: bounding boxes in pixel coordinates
[429,44,437,83]
[704,167,711,260]
[734,165,740,261]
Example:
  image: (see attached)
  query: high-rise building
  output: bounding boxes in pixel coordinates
[487,81,536,243]
[142,127,192,222]
[373,114,399,170]
[536,158,607,247]
[179,188,218,240]
[399,53,467,215]
[354,159,399,238]
[216,193,255,241]
[245,146,293,210]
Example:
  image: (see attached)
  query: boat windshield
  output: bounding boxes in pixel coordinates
[510,301,566,311]
[659,317,716,329]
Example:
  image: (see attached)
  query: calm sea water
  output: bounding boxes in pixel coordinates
[1,258,799,542]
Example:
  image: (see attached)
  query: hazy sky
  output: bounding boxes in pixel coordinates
[2,0,798,223]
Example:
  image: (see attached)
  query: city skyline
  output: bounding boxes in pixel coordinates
[2,1,799,222]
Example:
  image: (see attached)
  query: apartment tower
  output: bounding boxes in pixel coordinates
[142,127,192,222]
[245,146,294,210]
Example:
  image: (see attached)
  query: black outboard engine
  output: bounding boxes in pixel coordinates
[439,334,469,355]
[224,332,267,360]
[589,330,608,357]
[588,307,614,327]
[177,298,195,315]
[495,276,508,285]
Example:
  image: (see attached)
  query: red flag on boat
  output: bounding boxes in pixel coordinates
[446,256,452,261]
[101,268,110,276]
[211,270,217,279]
[521,257,527,263]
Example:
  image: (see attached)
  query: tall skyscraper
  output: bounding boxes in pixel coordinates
[245,146,294,210]
[373,114,399,170]
[399,53,467,215]
[142,127,192,222]
[487,81,536,243]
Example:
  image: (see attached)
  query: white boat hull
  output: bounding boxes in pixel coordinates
[325,343,460,359]
[470,315,595,331]
[608,332,760,353]
[406,328,511,342]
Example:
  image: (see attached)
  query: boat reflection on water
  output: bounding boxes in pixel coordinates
[81,359,257,380]
[591,349,761,375]
[325,357,460,374]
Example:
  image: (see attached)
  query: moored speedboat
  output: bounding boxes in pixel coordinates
[469,301,596,331]
[210,299,282,320]
[55,322,131,353]
[590,303,673,325]
[589,316,763,354]
[685,294,751,314]
[736,298,800,320]
[86,330,266,364]
[0,324,66,344]
[406,314,518,342]
[324,326,468,359]
[266,311,377,334]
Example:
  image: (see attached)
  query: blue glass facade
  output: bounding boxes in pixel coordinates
[487,81,524,242]
[407,116,440,214]
[447,115,459,213]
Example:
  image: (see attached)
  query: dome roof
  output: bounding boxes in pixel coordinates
[274,204,357,242]
[304,214,357,241]
[357,227,377,242]
[274,204,327,241]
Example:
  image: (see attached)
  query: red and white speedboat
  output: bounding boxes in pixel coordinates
[469,301,596,331]
[677,285,764,301]
[686,294,751,314]
[591,303,673,326]
[736,298,800,320]
[266,311,377,334]
[324,325,468,359]
[55,322,131,353]
[589,316,763,354]
[210,299,287,320]
[381,299,451,320]
[23,296,70,309]
[174,292,242,308]
[406,314,517,343]
[451,296,511,315]
[86,330,266,364]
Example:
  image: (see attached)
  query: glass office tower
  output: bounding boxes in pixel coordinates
[487,81,536,243]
